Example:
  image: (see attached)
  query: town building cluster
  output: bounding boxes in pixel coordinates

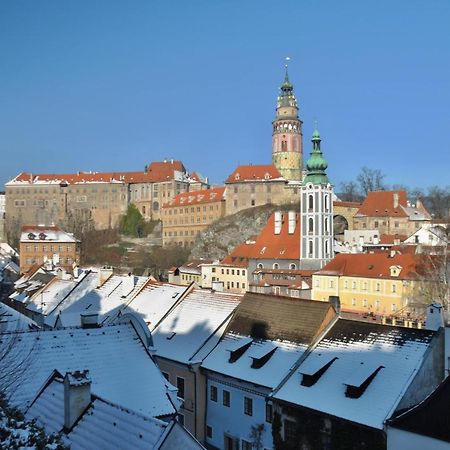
[1,67,449,449]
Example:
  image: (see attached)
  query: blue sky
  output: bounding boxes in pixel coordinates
[1,0,449,191]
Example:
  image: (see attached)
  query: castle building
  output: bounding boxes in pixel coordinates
[272,67,303,182]
[299,129,334,270]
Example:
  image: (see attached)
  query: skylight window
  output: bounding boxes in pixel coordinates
[166,331,177,340]
[299,355,338,387]
[344,363,384,398]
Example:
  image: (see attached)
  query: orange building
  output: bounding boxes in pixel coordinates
[162,187,226,247]
[19,225,80,274]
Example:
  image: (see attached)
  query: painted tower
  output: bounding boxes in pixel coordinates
[272,66,303,181]
[299,129,334,270]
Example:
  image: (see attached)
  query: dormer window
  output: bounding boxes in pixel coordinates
[28,233,35,240]
[227,337,253,363]
[235,173,240,180]
[250,343,277,369]
[264,173,271,180]
[300,355,338,387]
[39,233,46,240]
[345,364,384,398]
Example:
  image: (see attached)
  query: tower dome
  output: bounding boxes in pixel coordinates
[303,129,329,185]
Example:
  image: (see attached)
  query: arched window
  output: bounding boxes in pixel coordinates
[308,195,314,210]
[257,263,264,269]
[273,263,279,270]
[324,194,329,211]
[308,218,314,233]
[309,240,313,256]
[325,217,329,232]
[325,240,330,256]
[289,263,297,270]
[152,201,159,211]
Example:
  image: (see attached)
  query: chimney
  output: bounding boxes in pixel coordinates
[73,266,81,279]
[64,370,91,430]
[97,266,113,287]
[211,280,224,292]
[80,312,99,328]
[329,296,341,315]
[393,192,399,209]
[288,211,296,234]
[121,273,136,298]
[425,303,444,331]
[274,211,282,235]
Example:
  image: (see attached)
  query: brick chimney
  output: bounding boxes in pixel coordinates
[63,370,91,430]
[393,192,399,209]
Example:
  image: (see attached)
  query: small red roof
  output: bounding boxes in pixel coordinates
[316,251,423,280]
[356,190,408,217]
[225,164,284,183]
[379,234,408,244]
[333,200,362,208]
[163,187,225,208]
[222,211,300,263]
[21,224,63,232]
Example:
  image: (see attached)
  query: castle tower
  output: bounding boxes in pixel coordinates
[299,129,334,270]
[272,66,303,181]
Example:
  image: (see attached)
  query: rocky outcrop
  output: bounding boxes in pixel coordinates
[190,203,300,261]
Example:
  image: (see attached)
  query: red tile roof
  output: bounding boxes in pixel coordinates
[379,234,408,244]
[316,251,424,280]
[356,190,408,217]
[222,211,300,263]
[225,164,284,183]
[333,201,362,208]
[163,187,225,208]
[21,225,63,232]
[10,161,187,185]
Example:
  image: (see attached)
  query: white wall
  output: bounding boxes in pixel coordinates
[206,377,273,450]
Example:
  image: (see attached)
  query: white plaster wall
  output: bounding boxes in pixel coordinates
[206,378,273,450]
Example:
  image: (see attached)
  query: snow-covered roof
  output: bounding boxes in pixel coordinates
[20,225,79,243]
[119,282,189,331]
[202,333,306,388]
[47,274,147,328]
[273,319,436,430]
[152,289,242,364]
[0,323,176,418]
[0,302,37,332]
[26,376,203,449]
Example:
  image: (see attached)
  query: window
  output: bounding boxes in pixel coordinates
[273,263,279,269]
[308,217,314,233]
[176,377,185,399]
[242,440,252,450]
[392,284,397,293]
[376,282,381,292]
[308,195,313,210]
[352,281,357,290]
[223,390,230,407]
[344,280,348,289]
[251,199,255,206]
[244,396,253,416]
[392,304,397,312]
[352,298,356,306]
[329,280,334,288]
[210,385,217,401]
[363,299,368,307]
[206,425,213,439]
[266,403,273,423]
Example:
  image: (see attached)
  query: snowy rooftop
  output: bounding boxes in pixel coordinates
[26,376,203,450]
[46,274,147,328]
[0,302,36,333]
[0,323,176,418]
[202,333,306,388]
[273,319,436,430]
[119,282,189,331]
[152,289,242,364]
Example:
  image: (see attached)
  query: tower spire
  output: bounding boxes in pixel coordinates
[303,128,329,185]
[271,61,303,181]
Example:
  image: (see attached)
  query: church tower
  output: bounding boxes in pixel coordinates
[272,66,303,181]
[299,129,334,270]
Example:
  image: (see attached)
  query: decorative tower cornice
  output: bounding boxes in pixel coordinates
[272,64,303,182]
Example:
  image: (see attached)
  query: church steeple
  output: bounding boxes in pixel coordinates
[272,65,303,181]
[303,129,329,185]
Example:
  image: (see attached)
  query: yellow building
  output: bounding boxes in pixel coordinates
[312,251,423,317]
[162,187,226,247]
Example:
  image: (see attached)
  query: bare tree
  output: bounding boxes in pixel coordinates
[339,181,362,202]
[356,167,386,195]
